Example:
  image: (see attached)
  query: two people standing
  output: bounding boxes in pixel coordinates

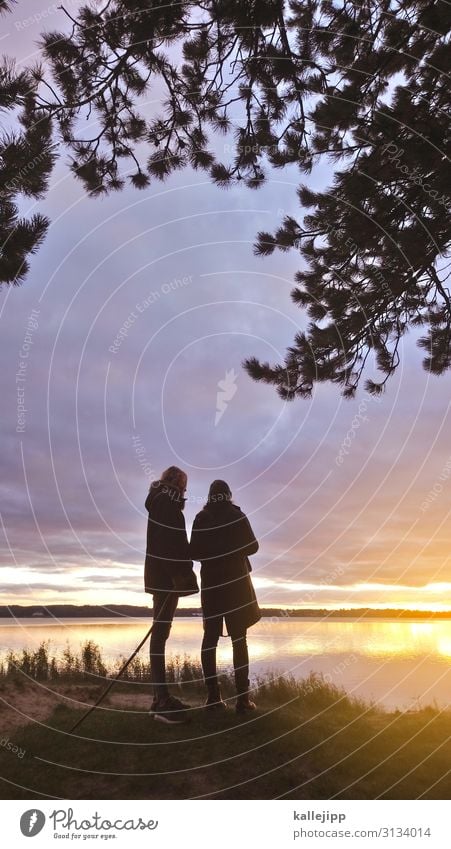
[144,466,261,724]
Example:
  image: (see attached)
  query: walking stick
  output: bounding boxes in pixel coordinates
[67,592,173,735]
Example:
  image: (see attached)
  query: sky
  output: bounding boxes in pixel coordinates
[1,2,450,611]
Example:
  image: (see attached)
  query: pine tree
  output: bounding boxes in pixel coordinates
[6,0,451,395]
[0,43,56,285]
[248,1,451,396]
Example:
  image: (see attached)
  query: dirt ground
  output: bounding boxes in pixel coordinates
[0,679,153,734]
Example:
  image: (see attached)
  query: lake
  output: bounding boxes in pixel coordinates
[1,617,451,710]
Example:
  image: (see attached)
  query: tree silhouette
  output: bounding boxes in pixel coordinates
[3,0,451,396]
[0,5,56,285]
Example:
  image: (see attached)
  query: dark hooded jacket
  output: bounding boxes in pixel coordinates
[189,501,261,635]
[144,480,193,594]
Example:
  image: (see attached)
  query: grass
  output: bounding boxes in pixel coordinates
[0,639,208,684]
[0,644,450,800]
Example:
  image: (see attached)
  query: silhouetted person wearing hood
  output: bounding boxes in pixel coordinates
[190,480,261,714]
[144,465,194,723]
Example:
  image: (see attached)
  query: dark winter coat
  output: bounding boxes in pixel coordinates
[144,480,193,594]
[189,502,261,635]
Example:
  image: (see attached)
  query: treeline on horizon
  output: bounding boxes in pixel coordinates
[1,605,450,619]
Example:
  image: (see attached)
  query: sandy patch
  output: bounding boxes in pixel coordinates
[0,682,104,732]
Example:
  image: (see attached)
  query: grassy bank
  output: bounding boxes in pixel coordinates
[0,643,450,800]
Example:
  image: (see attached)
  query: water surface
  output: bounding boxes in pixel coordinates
[1,617,450,710]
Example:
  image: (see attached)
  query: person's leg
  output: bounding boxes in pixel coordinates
[231,629,256,713]
[231,630,249,697]
[201,615,227,709]
[150,591,178,700]
[201,615,222,688]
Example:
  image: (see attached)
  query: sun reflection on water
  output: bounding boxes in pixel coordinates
[1,616,451,709]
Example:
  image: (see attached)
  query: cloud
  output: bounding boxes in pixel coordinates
[0,23,450,608]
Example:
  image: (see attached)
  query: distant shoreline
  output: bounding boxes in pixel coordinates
[1,605,451,620]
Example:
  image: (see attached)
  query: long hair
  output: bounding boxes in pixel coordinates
[160,465,187,492]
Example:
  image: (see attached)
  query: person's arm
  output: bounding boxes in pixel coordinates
[235,513,259,559]
[167,501,192,567]
[150,495,192,567]
[189,515,204,562]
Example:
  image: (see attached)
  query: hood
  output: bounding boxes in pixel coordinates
[145,480,186,511]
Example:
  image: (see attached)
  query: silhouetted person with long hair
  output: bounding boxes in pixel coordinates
[144,465,194,723]
[190,480,261,714]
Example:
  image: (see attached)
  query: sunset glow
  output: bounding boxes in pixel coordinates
[1,10,450,618]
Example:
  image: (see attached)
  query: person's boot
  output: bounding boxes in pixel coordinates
[150,694,192,724]
[235,675,256,715]
[205,683,228,712]
[235,693,257,715]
